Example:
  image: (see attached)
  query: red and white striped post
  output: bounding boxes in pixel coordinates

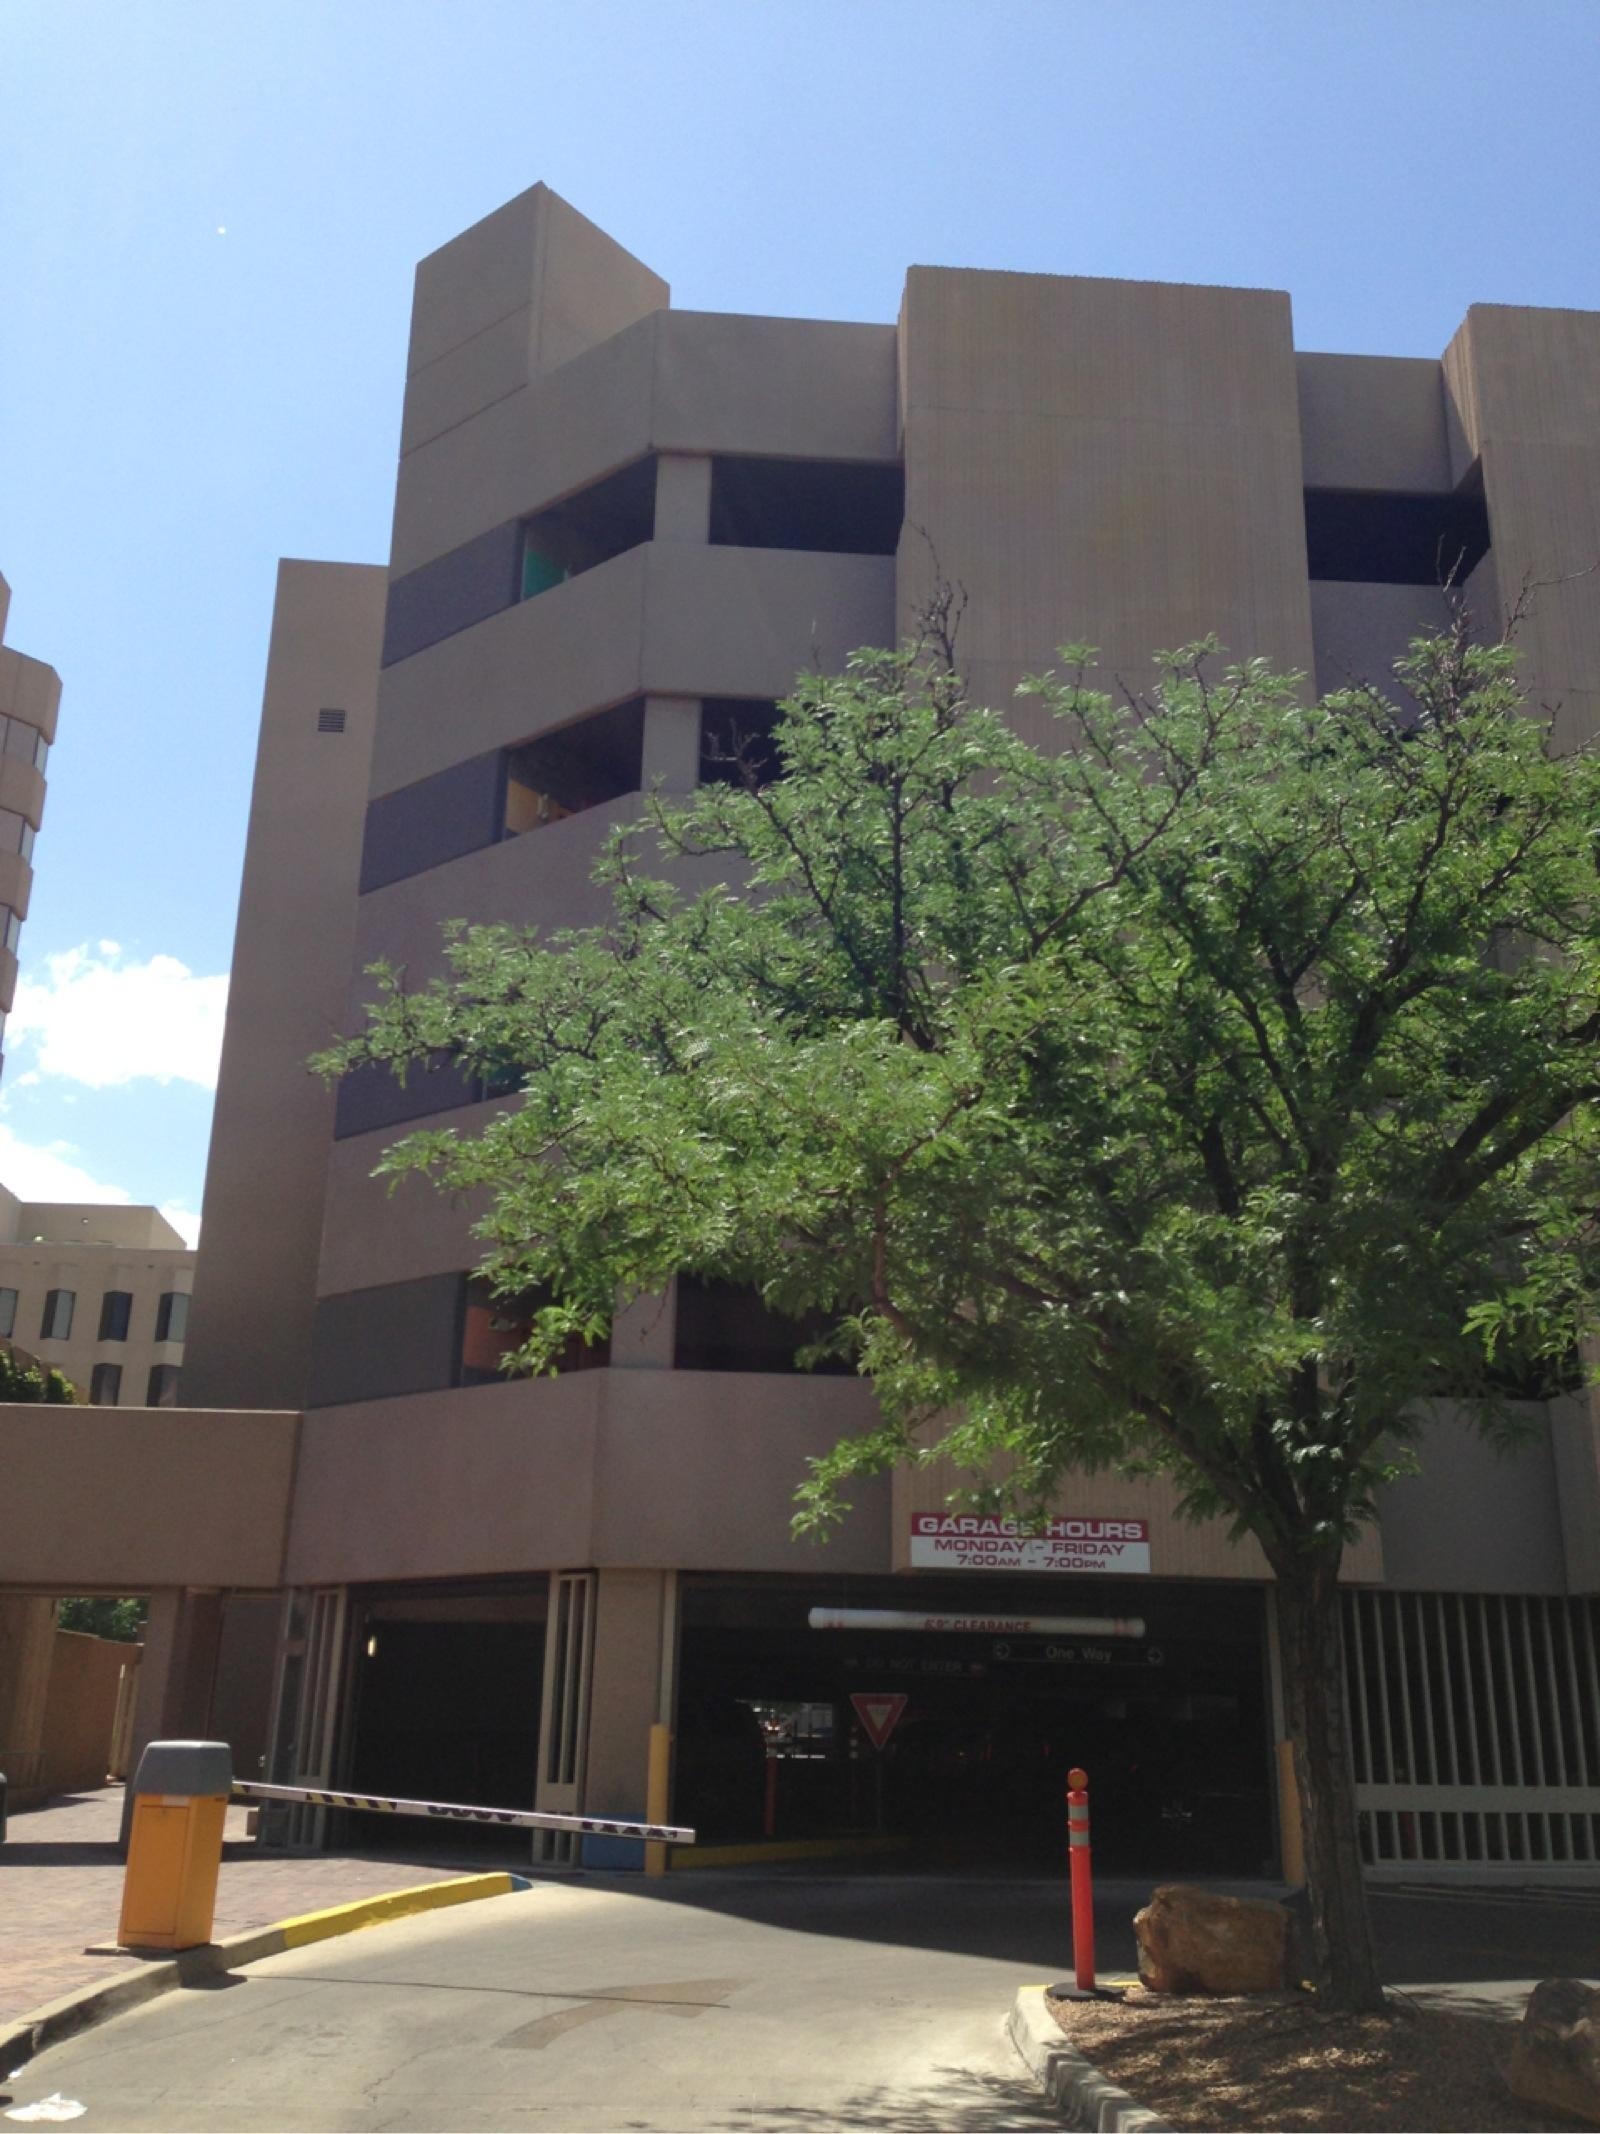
[1067,1765,1096,1992]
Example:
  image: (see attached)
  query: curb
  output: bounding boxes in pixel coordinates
[0,1871,531,2078]
[1007,1986,1171,2132]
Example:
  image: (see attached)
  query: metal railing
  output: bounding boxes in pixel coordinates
[1346,1589,1600,1874]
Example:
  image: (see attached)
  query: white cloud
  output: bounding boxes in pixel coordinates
[0,1124,134,1206]
[159,1203,202,1248]
[8,945,228,1090]
[0,1128,202,1246]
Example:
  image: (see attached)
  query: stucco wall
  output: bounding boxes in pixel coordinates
[897,266,1317,724]
[1296,353,1452,493]
[1309,580,1459,704]
[1376,1405,1565,1594]
[37,1629,137,1799]
[0,1406,298,1590]
[282,1370,891,1588]
[182,560,387,1410]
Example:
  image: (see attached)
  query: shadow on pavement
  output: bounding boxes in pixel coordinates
[1368,1886,1600,1986]
[525,1864,1600,1988]
[727,2066,1060,2131]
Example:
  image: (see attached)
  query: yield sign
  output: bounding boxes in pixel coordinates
[851,1692,908,1751]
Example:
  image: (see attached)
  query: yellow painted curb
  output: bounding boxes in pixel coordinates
[0,1874,531,2078]
[277,1871,524,1949]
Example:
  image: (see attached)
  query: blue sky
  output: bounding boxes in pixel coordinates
[3,0,1596,1240]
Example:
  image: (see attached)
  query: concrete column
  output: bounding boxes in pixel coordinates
[583,1569,671,1820]
[640,697,702,795]
[127,1588,225,1765]
[610,1283,677,1369]
[127,1590,180,1773]
[653,454,712,544]
[120,1588,228,1850]
[169,1591,226,1737]
[209,1594,285,1781]
[0,1594,57,1798]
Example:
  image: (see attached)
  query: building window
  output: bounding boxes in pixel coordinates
[2,908,20,953]
[98,1291,133,1342]
[317,707,347,734]
[673,1276,853,1375]
[360,753,506,893]
[700,700,783,789]
[333,1053,484,1140]
[359,706,649,897]
[709,456,904,555]
[520,544,568,600]
[1302,487,1491,585]
[518,457,656,605]
[40,1289,75,1341]
[502,701,644,837]
[154,1291,190,1344]
[457,1275,607,1386]
[0,715,48,773]
[0,810,36,862]
[90,1362,122,1406]
[0,1287,16,1339]
[381,458,660,669]
[146,1363,180,1406]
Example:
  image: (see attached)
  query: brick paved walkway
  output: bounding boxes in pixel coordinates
[0,1786,509,2025]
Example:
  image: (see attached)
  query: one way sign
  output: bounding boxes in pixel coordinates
[850,1692,908,1751]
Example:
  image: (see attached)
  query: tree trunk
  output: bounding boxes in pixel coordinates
[1272,1550,1386,2011]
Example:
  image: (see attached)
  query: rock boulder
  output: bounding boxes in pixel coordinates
[1508,1978,1600,2127]
[1133,1883,1291,1995]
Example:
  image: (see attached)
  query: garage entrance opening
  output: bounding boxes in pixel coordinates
[341,1587,546,1854]
[677,1575,1274,1875]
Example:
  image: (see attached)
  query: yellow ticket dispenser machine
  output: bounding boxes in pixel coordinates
[118,1740,232,1951]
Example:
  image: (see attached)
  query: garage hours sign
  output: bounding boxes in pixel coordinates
[908,1513,1151,1574]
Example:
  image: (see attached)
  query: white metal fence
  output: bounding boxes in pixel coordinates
[1344,1589,1600,1875]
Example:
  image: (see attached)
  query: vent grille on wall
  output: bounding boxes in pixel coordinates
[317,708,347,734]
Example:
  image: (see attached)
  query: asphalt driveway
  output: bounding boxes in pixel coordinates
[8,1872,1598,2131]
[3,1875,1070,2132]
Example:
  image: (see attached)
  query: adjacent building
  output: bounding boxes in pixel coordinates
[14,185,1600,1879]
[0,1189,194,1406]
[0,573,57,1080]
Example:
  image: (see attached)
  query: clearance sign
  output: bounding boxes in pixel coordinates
[908,1512,1151,1575]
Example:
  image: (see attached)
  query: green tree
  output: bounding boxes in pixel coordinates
[322,609,1600,2011]
[57,1595,148,1642]
[0,1343,76,1404]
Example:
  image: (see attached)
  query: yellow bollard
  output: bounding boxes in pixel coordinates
[117,1741,232,1950]
[644,1723,672,1878]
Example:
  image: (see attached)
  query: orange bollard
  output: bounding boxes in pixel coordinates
[1067,1765,1095,1992]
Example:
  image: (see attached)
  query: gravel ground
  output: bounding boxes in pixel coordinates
[1048,1988,1588,2132]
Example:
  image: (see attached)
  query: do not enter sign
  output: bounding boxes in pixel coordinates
[851,1692,908,1750]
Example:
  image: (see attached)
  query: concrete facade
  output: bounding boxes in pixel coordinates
[181,559,387,1411]
[0,1401,298,1795]
[36,186,1600,1880]
[0,572,59,1078]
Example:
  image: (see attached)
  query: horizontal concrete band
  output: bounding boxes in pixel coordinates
[0,1873,526,2077]
[234,1778,696,1845]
